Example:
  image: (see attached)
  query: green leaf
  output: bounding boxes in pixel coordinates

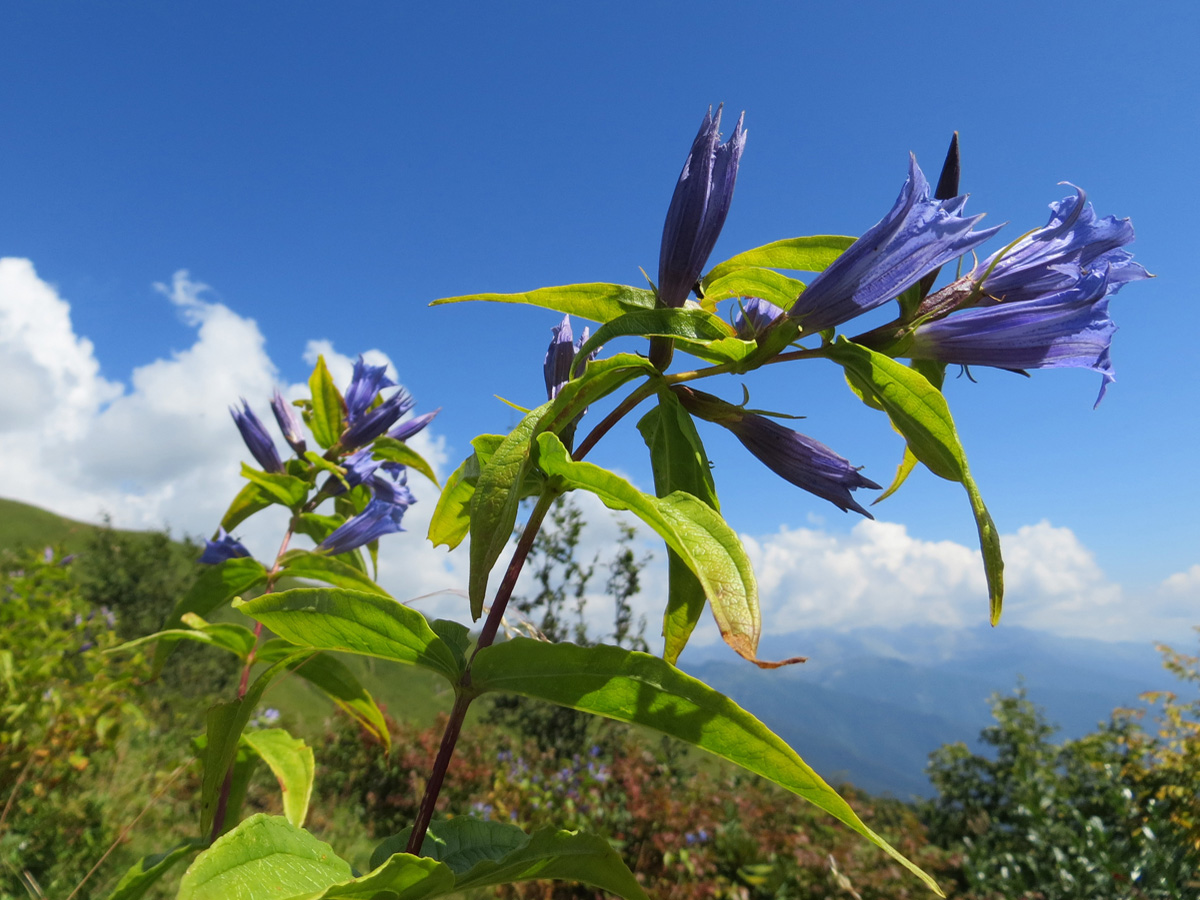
[702,268,806,310]
[428,435,504,551]
[430,282,656,324]
[234,587,465,684]
[294,512,345,545]
[277,549,393,597]
[672,335,759,365]
[373,436,440,487]
[703,234,855,285]
[113,615,257,659]
[574,308,734,362]
[303,854,452,900]
[153,557,268,674]
[220,481,275,532]
[429,619,471,671]
[200,655,304,837]
[178,815,352,900]
[637,391,719,665]
[536,432,771,666]
[105,840,203,900]
[303,451,351,490]
[825,337,1003,621]
[468,354,657,616]
[243,728,314,828]
[255,640,391,750]
[240,463,311,508]
[472,639,942,895]
[308,355,345,449]
[875,446,920,504]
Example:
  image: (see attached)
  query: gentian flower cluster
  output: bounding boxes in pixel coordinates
[230,399,284,474]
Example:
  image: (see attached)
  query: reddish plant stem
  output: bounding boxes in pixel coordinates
[404,692,472,855]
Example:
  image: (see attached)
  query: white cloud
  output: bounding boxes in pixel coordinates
[1,258,1195,646]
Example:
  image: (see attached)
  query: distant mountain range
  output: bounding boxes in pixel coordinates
[680,624,1183,798]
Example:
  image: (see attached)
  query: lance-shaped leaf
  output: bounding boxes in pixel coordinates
[429,435,505,551]
[200,655,306,837]
[114,615,257,659]
[372,436,440,487]
[219,481,274,532]
[574,308,735,361]
[178,815,353,900]
[243,728,314,828]
[535,432,771,666]
[703,234,855,286]
[377,819,648,900]
[153,557,268,674]
[637,391,719,665]
[701,267,806,311]
[106,840,204,900]
[277,549,393,597]
[430,282,656,324]
[471,639,941,895]
[824,337,1003,622]
[256,639,391,749]
[240,463,310,508]
[468,354,657,617]
[308,355,345,449]
[872,361,946,504]
[235,587,465,684]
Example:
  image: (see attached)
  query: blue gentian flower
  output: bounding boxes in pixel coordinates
[970,187,1149,306]
[787,156,1001,334]
[230,399,284,473]
[270,389,307,456]
[659,106,747,309]
[544,315,576,400]
[340,386,415,450]
[388,408,440,442]
[317,493,410,555]
[200,528,252,564]
[344,356,396,419]
[905,268,1122,406]
[675,387,879,516]
[732,296,785,339]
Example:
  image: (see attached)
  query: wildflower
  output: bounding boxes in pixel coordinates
[732,296,784,339]
[969,187,1149,306]
[230,399,284,473]
[658,106,747,309]
[344,356,396,419]
[200,528,252,564]
[387,408,440,442]
[787,156,1001,334]
[675,387,879,517]
[544,315,577,400]
[270,389,307,455]
[904,268,1123,406]
[317,490,411,555]
[340,387,415,450]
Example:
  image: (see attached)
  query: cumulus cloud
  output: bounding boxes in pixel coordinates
[1,257,1194,645]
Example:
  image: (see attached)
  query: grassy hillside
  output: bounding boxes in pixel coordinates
[0,496,139,553]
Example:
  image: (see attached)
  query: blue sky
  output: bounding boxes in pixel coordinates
[1,1,1196,648]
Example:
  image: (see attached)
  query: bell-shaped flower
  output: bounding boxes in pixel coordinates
[388,408,440,443]
[970,187,1149,306]
[658,106,746,309]
[675,387,879,517]
[230,399,284,473]
[732,297,785,340]
[200,528,252,565]
[544,315,576,400]
[270,389,307,456]
[904,268,1121,406]
[787,156,1001,334]
[344,355,396,419]
[341,386,415,450]
[317,488,411,556]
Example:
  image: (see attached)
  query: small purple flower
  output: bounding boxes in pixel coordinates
[732,297,785,339]
[659,106,746,309]
[787,156,1001,334]
[675,387,879,517]
[388,408,439,442]
[322,448,384,497]
[544,315,577,400]
[905,268,1122,406]
[970,187,1149,306]
[230,399,284,473]
[340,387,415,450]
[200,528,252,564]
[270,389,308,456]
[100,606,116,630]
[261,707,281,724]
[344,356,396,420]
[317,493,411,555]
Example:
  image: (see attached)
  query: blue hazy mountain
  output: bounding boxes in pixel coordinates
[680,625,1180,798]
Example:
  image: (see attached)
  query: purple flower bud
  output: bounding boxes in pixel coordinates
[340,387,415,450]
[388,408,439,442]
[200,528,252,564]
[270,389,307,456]
[659,106,746,309]
[732,297,785,339]
[544,315,576,401]
[317,494,410,555]
[230,399,284,473]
